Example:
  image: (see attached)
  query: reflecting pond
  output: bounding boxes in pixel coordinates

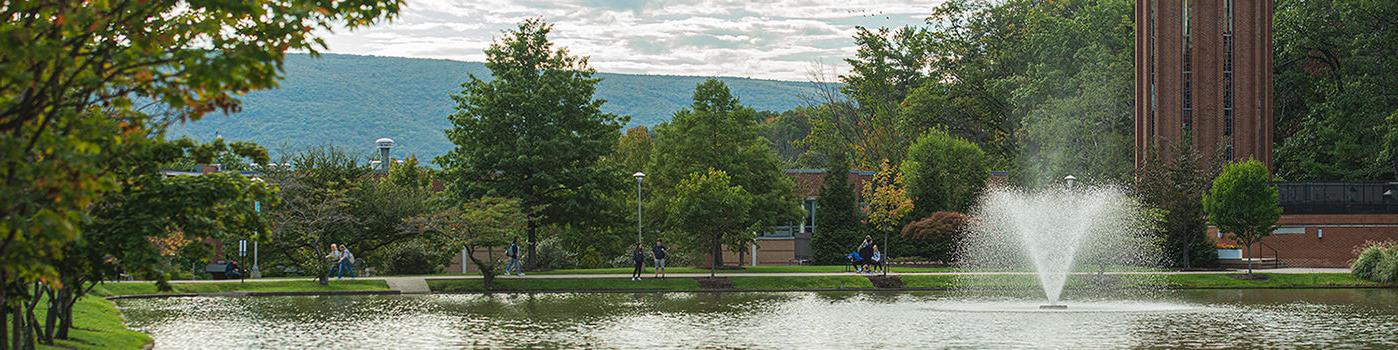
[117,289,1398,349]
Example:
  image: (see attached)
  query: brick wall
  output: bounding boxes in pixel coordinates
[1212,214,1398,267]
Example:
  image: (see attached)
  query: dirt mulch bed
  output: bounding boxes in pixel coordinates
[1230,274,1272,281]
[696,277,734,290]
[867,275,904,289]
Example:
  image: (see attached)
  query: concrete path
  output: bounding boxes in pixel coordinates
[382,277,431,294]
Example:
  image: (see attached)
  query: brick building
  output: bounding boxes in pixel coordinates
[1134,0,1272,168]
[1135,1,1397,268]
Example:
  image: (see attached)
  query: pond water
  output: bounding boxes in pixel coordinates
[117,289,1398,349]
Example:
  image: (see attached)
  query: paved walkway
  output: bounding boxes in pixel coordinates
[116,267,1352,294]
[382,276,431,294]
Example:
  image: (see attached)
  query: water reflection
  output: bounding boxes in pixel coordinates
[117,290,1398,349]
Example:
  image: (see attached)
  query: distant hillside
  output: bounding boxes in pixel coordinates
[168,53,819,160]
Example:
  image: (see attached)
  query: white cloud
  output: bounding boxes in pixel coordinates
[320,0,939,81]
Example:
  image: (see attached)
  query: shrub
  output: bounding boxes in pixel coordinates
[381,244,439,275]
[1353,242,1398,283]
[899,211,969,263]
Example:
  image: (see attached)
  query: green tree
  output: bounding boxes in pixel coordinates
[811,157,862,264]
[1273,0,1398,181]
[262,147,370,285]
[437,19,625,269]
[902,129,989,219]
[0,0,400,345]
[663,170,753,277]
[649,80,801,262]
[1202,159,1282,275]
[1137,140,1220,269]
[863,159,914,258]
[412,197,525,289]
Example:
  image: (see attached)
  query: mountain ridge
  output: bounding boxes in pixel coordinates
[169,53,821,160]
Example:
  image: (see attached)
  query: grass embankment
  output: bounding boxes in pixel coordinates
[93,279,390,297]
[527,265,955,275]
[4,294,154,350]
[430,273,1389,293]
[428,278,701,292]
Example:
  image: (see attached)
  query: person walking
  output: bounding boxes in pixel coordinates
[505,237,524,277]
[324,243,342,279]
[631,244,645,281]
[651,239,668,279]
[339,244,356,280]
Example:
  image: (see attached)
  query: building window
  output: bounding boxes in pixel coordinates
[1181,0,1192,132]
[1148,0,1156,137]
[803,199,817,231]
[1224,0,1235,149]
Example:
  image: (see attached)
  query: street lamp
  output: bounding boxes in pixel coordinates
[1064,175,1077,190]
[633,172,645,245]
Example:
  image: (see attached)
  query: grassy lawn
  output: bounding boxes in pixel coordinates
[527,265,955,275]
[93,279,390,297]
[1,295,153,350]
[728,276,875,290]
[1150,273,1381,288]
[428,278,700,292]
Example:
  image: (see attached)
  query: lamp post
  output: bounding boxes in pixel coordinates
[1064,175,1077,190]
[251,199,262,278]
[633,172,645,245]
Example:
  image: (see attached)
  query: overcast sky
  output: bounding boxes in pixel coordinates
[318,0,937,81]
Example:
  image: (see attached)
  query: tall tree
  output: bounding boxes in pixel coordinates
[1273,0,1398,181]
[649,80,801,261]
[0,0,399,345]
[437,19,626,269]
[1202,159,1282,275]
[902,129,989,219]
[811,156,862,264]
[262,147,369,285]
[663,170,752,277]
[1137,139,1220,268]
[863,159,914,257]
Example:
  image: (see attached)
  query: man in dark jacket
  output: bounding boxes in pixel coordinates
[652,239,668,278]
[505,237,524,277]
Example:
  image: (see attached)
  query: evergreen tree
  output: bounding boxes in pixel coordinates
[1137,139,1219,268]
[812,156,862,264]
[437,18,625,268]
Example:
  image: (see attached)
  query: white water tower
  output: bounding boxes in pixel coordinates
[376,137,395,173]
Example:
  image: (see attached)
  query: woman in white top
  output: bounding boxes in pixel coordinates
[325,244,341,278]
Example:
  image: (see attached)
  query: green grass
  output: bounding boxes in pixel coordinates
[92,279,390,297]
[1150,273,1381,288]
[428,278,700,292]
[524,265,954,275]
[2,294,154,350]
[727,276,874,290]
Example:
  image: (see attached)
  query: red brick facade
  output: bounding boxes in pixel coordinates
[1135,0,1273,169]
[1212,214,1398,267]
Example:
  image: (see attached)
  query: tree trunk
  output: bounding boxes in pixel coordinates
[56,291,73,341]
[710,238,722,278]
[41,287,56,345]
[1,301,8,350]
[25,283,42,348]
[526,220,538,271]
[1245,243,1254,275]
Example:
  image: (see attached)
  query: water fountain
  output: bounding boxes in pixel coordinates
[957,176,1160,310]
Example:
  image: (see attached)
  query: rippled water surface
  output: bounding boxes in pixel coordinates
[117,289,1398,349]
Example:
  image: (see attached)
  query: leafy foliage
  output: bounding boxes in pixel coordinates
[1202,159,1282,274]
[662,170,753,277]
[902,129,989,219]
[649,80,802,249]
[1137,140,1220,268]
[810,157,862,264]
[437,19,626,269]
[900,211,969,262]
[1351,242,1396,283]
[1273,0,1398,181]
[411,197,526,288]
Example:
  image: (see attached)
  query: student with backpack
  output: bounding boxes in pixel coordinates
[505,237,524,277]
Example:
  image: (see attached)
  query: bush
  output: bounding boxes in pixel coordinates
[900,211,968,263]
[1353,242,1398,283]
[381,244,439,275]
